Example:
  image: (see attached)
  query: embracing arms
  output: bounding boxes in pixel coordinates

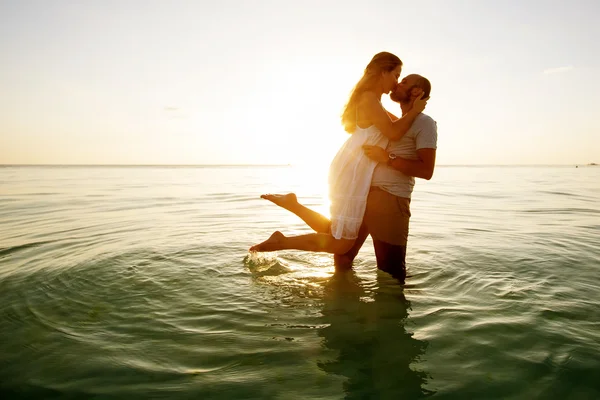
[362,146,436,180]
[359,91,427,141]
[391,149,436,180]
[362,116,438,180]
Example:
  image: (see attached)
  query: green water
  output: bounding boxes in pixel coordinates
[1,165,599,399]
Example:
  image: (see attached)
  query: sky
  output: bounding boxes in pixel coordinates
[0,0,599,166]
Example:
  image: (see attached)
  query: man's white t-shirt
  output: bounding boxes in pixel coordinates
[371,113,438,199]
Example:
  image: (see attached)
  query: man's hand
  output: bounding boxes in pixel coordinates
[362,145,388,163]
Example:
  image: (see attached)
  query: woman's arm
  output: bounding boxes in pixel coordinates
[359,91,427,140]
[386,110,399,121]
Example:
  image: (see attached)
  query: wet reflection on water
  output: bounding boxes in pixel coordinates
[318,271,433,399]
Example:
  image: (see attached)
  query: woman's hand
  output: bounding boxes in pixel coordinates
[411,91,428,114]
[362,145,389,163]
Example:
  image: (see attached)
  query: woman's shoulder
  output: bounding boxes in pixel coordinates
[358,90,379,103]
[356,91,382,114]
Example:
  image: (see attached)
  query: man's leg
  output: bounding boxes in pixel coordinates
[363,188,411,283]
[333,223,369,272]
[372,239,407,284]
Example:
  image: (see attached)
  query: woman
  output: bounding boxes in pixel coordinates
[250,52,426,254]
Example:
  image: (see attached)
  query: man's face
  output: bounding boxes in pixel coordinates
[390,75,423,103]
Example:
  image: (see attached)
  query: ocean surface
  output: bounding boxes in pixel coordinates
[0,165,599,399]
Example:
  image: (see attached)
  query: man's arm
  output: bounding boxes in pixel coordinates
[362,146,437,180]
[389,148,436,180]
[390,116,437,179]
[362,115,437,179]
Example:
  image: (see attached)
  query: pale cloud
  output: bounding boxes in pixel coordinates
[543,66,574,75]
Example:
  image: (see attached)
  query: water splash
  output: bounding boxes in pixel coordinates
[243,252,292,276]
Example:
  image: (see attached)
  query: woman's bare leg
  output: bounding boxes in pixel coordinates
[249,231,355,255]
[261,193,331,234]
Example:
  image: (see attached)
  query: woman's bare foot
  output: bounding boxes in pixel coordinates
[260,193,298,211]
[250,231,286,252]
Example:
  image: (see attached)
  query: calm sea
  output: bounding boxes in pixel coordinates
[1,165,599,399]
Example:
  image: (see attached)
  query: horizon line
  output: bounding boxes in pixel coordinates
[0,163,596,168]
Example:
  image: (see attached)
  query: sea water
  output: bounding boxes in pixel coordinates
[1,165,599,399]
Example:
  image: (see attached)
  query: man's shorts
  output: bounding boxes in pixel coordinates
[364,187,411,246]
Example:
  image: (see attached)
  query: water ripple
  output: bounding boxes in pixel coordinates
[0,166,599,398]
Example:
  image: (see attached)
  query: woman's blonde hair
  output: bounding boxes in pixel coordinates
[341,52,402,133]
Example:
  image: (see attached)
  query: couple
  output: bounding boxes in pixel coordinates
[250,52,437,283]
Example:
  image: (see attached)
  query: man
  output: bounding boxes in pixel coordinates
[334,74,437,283]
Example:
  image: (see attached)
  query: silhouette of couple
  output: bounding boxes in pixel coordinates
[252,52,437,284]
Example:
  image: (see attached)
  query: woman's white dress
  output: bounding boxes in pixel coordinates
[328,125,388,240]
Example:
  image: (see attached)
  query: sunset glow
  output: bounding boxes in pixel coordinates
[1,1,598,166]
